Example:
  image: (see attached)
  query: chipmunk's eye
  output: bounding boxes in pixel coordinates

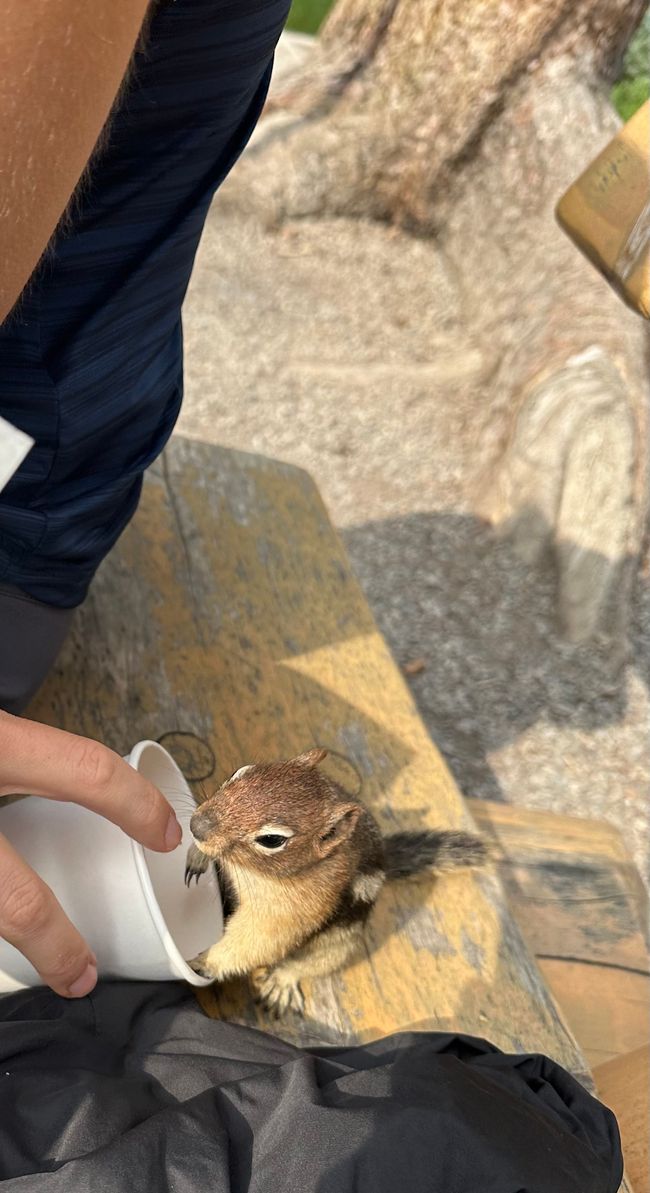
[254,833,290,851]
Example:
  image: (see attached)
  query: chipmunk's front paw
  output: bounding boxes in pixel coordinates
[185,843,210,887]
[188,952,214,981]
[251,967,305,1018]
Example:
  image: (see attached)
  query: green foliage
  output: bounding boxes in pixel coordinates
[286,0,333,35]
[612,75,650,122]
[612,8,650,119]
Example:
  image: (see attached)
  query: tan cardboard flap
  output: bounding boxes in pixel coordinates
[556,101,650,318]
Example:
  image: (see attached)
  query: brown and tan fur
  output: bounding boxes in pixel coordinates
[187,748,487,1017]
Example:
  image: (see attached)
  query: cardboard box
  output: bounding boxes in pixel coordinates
[555,100,650,319]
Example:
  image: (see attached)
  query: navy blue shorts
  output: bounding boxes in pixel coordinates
[0,0,289,609]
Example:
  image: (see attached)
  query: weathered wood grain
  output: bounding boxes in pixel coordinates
[28,439,591,1076]
[469,800,650,1069]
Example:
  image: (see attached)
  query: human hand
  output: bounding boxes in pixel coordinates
[0,711,182,998]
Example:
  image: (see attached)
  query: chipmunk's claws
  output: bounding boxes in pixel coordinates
[251,967,305,1018]
[185,843,209,888]
[188,954,212,980]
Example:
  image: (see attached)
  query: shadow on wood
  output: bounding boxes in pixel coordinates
[470,800,650,1069]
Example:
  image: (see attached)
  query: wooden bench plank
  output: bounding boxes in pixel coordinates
[469,800,650,1068]
[28,439,590,1080]
[594,1048,650,1193]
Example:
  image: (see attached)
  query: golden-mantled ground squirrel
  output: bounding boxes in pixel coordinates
[186,748,487,1017]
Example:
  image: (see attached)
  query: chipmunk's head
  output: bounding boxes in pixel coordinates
[189,749,361,876]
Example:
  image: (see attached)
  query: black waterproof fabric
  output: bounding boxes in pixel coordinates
[0,981,622,1192]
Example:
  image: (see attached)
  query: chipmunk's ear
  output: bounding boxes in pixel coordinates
[316,803,361,858]
[295,747,328,770]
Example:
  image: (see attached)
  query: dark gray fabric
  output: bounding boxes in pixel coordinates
[0,585,74,713]
[0,981,623,1192]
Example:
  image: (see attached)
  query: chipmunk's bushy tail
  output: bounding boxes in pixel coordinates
[383,829,488,880]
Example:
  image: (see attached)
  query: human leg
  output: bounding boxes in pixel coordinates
[0,585,75,714]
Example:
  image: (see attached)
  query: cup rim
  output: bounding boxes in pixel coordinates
[127,740,214,987]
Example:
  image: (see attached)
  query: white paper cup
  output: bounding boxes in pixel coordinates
[0,740,222,992]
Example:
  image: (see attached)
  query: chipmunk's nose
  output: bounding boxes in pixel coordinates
[190,808,215,843]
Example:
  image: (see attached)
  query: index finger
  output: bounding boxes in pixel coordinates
[0,712,182,853]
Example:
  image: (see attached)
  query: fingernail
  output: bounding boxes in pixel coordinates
[68,963,97,998]
[165,811,183,850]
